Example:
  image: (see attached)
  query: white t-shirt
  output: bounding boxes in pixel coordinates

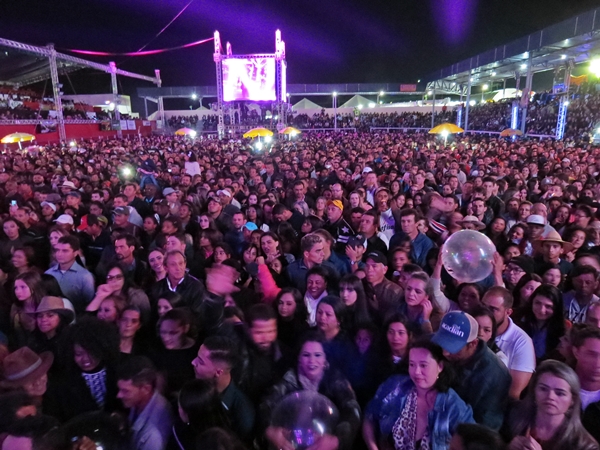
[495,317,536,373]
[581,388,600,411]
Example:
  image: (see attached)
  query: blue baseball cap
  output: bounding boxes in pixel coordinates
[243,222,258,231]
[431,311,479,354]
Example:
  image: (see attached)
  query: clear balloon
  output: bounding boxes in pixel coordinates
[272,391,340,449]
[442,230,497,283]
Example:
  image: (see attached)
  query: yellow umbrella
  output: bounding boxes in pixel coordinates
[278,126,301,135]
[174,127,196,136]
[243,127,273,138]
[500,128,523,137]
[1,132,36,144]
[428,123,464,134]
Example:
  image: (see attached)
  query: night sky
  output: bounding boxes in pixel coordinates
[2,0,600,96]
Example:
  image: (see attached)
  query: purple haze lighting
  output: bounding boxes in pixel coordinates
[432,0,477,45]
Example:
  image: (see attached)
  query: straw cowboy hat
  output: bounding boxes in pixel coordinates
[533,230,574,254]
[457,215,486,231]
[0,347,54,388]
[30,296,75,323]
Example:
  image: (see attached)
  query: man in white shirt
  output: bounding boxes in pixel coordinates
[573,325,600,410]
[483,286,536,400]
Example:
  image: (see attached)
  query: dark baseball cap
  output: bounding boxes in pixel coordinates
[364,250,387,266]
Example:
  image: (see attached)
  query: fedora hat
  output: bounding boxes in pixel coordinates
[457,215,486,231]
[533,230,574,254]
[31,296,75,323]
[0,347,53,388]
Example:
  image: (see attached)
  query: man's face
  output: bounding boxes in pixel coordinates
[114,213,129,227]
[528,224,544,240]
[442,341,475,363]
[232,213,245,230]
[249,319,277,352]
[54,243,76,265]
[124,185,136,198]
[507,200,519,215]
[482,294,510,328]
[117,379,147,409]
[294,184,304,198]
[482,181,494,197]
[359,215,376,235]
[472,200,485,216]
[364,259,386,284]
[573,273,598,297]
[114,239,134,260]
[400,214,417,235]
[207,200,222,214]
[331,184,343,199]
[165,236,185,253]
[574,338,600,384]
[166,253,187,280]
[326,205,342,223]
[304,242,325,265]
[542,242,562,261]
[586,305,600,328]
[192,345,219,380]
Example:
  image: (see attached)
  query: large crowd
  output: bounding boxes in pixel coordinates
[1,129,600,450]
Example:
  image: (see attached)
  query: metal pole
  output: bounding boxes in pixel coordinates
[333,94,337,130]
[520,56,533,134]
[109,62,122,138]
[155,69,165,131]
[47,44,66,143]
[431,89,436,128]
[502,79,506,100]
[144,98,148,119]
[464,76,472,132]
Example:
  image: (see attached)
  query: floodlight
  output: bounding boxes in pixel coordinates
[265,136,272,143]
[441,130,449,137]
[332,92,337,97]
[190,130,197,138]
[69,141,76,147]
[427,91,432,95]
[564,101,570,106]
[357,104,363,110]
[122,167,132,177]
[469,100,476,106]
[491,71,496,76]
[561,55,567,60]
[483,84,489,90]
[255,142,263,150]
[520,64,527,70]
[191,94,198,100]
[368,102,375,108]
[379,91,384,96]
[590,59,600,77]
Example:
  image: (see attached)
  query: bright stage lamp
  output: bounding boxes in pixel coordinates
[357,104,363,110]
[469,100,476,106]
[190,130,197,138]
[265,136,272,143]
[441,130,449,137]
[483,84,489,90]
[590,59,600,77]
[379,91,384,96]
[255,142,263,151]
[69,141,76,147]
[290,131,297,137]
[122,167,132,177]
[564,101,570,106]
[332,92,337,97]
[191,93,198,100]
[368,102,375,108]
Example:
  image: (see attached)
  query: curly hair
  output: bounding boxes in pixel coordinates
[65,316,120,368]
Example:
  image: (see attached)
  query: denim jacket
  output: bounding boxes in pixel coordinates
[365,375,474,450]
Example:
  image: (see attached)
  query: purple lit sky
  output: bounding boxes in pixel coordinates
[1,0,599,92]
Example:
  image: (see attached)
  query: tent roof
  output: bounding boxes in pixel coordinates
[292,98,321,110]
[0,49,84,86]
[340,94,371,108]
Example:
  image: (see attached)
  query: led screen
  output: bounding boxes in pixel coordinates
[223,57,276,102]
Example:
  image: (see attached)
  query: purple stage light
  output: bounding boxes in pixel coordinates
[432,0,477,45]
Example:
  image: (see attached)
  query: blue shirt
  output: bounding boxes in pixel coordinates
[45,261,95,313]
[410,232,435,269]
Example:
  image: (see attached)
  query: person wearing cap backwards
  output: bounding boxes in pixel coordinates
[324,199,354,254]
[363,250,403,324]
[432,311,511,430]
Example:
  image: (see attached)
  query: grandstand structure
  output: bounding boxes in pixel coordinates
[0,37,161,141]
[426,7,600,139]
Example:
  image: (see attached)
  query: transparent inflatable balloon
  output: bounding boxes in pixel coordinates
[442,230,496,283]
[272,391,340,449]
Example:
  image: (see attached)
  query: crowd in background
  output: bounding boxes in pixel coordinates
[1,127,600,449]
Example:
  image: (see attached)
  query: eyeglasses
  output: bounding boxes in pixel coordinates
[106,274,124,282]
[505,265,525,274]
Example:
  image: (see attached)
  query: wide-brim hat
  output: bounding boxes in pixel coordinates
[0,347,54,388]
[29,296,75,323]
[456,215,486,231]
[533,230,574,254]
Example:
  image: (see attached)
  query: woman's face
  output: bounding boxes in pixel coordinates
[457,285,481,313]
[199,215,211,230]
[475,315,494,342]
[316,303,339,335]
[355,329,373,355]
[392,251,409,271]
[349,193,360,208]
[491,219,506,234]
[408,347,442,391]
[316,198,326,210]
[278,293,297,318]
[119,310,141,338]
[543,269,562,287]
[570,230,587,249]
[14,279,32,301]
[143,217,157,233]
[157,298,173,317]
[387,322,409,356]
[160,319,187,350]
[148,251,165,273]
[74,344,101,373]
[261,236,279,255]
[248,194,258,205]
[243,246,257,264]
[49,231,64,247]
[534,373,573,417]
[12,250,27,269]
[213,247,229,264]
[106,267,125,293]
[3,221,19,239]
[269,258,283,274]
[247,207,257,221]
[503,246,521,260]
[37,311,60,334]
[404,278,428,307]
[520,280,541,304]
[339,284,358,306]
[97,299,119,322]
[306,274,327,299]
[301,220,313,234]
[532,295,555,322]
[298,341,327,381]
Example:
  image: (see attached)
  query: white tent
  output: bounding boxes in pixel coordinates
[292,98,321,111]
[493,88,522,102]
[340,94,372,108]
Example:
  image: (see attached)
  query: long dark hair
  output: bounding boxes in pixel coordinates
[339,274,372,331]
[381,311,412,359]
[521,284,566,357]
[104,262,135,292]
[275,287,307,322]
[408,338,453,393]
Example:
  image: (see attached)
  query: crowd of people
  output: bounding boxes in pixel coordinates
[1,129,600,450]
